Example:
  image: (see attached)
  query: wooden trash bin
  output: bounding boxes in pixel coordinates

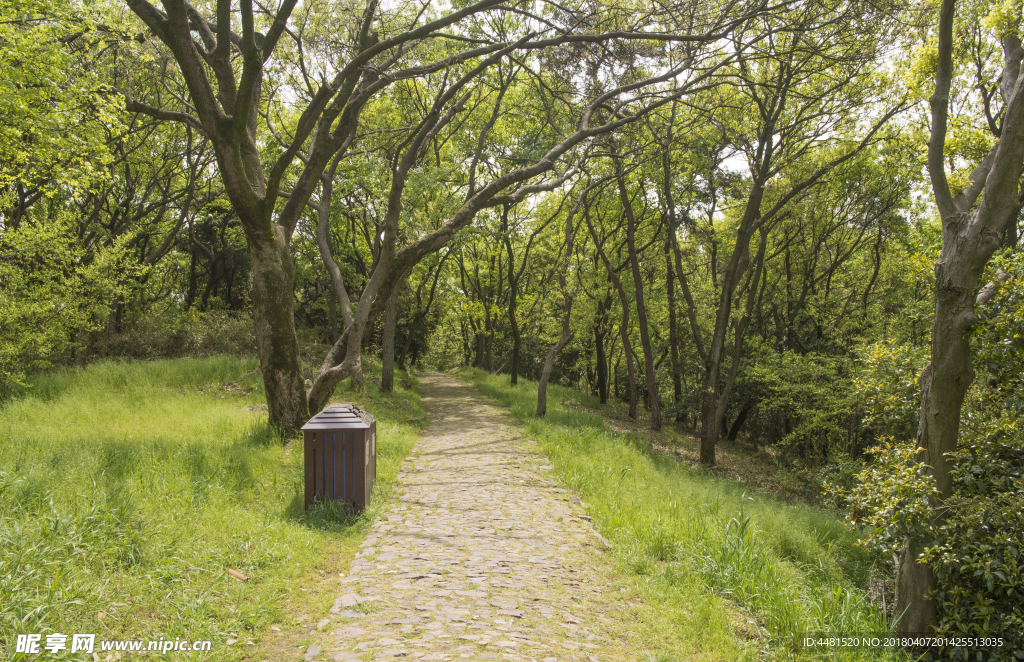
[301,403,377,511]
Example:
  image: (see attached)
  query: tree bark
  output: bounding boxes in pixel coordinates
[537,194,579,417]
[327,282,339,342]
[726,404,751,441]
[537,318,574,417]
[895,0,1024,632]
[616,155,661,430]
[250,229,308,433]
[665,246,683,420]
[659,104,684,423]
[380,285,399,394]
[314,165,354,339]
[584,206,638,418]
[595,318,608,404]
[185,247,198,310]
[698,214,759,465]
[485,310,494,372]
[711,228,767,450]
[474,329,485,368]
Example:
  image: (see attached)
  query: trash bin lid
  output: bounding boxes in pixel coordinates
[301,403,373,430]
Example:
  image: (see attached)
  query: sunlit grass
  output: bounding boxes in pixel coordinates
[458,368,903,662]
[0,356,421,660]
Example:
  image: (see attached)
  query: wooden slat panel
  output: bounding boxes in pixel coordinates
[303,411,376,512]
[304,431,315,509]
[313,431,325,505]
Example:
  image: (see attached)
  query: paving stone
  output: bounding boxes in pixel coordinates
[306,374,627,661]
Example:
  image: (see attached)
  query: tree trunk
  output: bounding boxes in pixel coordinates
[508,272,520,384]
[537,324,574,417]
[707,229,767,461]
[595,324,608,404]
[185,248,198,310]
[106,301,123,340]
[538,191,579,416]
[502,205,522,386]
[314,175,354,337]
[613,351,621,400]
[893,0,1024,631]
[381,286,399,394]
[666,246,683,420]
[584,207,638,418]
[510,321,521,384]
[474,329,485,367]
[617,157,661,430]
[327,282,339,342]
[697,207,763,465]
[461,322,471,366]
[398,325,413,369]
[620,321,639,419]
[485,311,494,372]
[250,230,308,435]
[200,254,219,311]
[727,404,751,441]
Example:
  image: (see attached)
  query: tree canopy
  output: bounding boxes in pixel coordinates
[2,0,1023,651]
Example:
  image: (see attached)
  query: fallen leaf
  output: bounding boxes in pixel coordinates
[228,569,247,582]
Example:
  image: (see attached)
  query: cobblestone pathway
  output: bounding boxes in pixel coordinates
[316,373,626,662]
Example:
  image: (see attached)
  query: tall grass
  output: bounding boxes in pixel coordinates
[1,357,422,660]
[460,368,902,662]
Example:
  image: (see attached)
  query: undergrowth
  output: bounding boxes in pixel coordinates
[0,356,421,660]
[458,368,904,662]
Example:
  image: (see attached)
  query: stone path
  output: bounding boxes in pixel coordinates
[314,373,626,662]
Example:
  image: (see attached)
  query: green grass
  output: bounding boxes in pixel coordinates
[0,356,422,661]
[458,368,904,662]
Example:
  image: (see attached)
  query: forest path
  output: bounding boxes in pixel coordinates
[322,373,629,662]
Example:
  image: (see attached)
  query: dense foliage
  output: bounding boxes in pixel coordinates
[846,253,1024,658]
[1,0,1022,652]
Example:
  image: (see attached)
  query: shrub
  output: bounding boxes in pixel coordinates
[843,251,1024,659]
[89,309,256,359]
[923,414,1023,653]
[742,345,859,460]
[0,215,140,397]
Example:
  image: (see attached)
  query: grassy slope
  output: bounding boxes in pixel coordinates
[0,356,422,661]
[458,368,903,662]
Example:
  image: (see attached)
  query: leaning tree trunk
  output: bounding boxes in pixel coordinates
[381,287,399,394]
[537,318,574,417]
[250,229,308,435]
[618,158,661,430]
[711,230,767,450]
[665,246,683,420]
[698,216,760,465]
[891,0,1024,632]
[585,209,638,418]
[538,190,581,417]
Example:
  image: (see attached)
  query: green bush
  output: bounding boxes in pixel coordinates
[0,214,140,397]
[852,341,929,441]
[90,309,256,359]
[844,251,1024,659]
[923,414,1023,655]
[742,346,858,460]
